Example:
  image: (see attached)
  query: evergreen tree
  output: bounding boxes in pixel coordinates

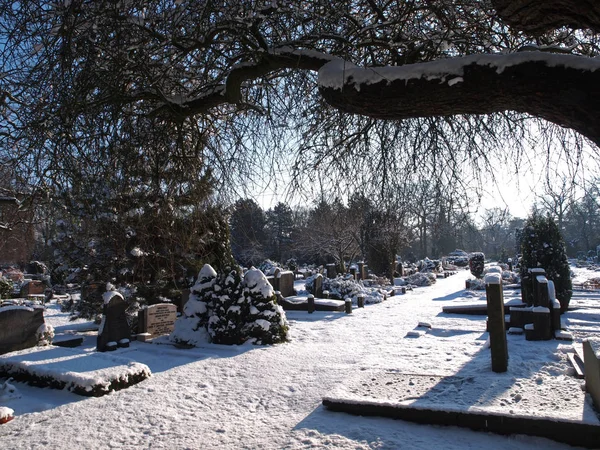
[170,264,217,346]
[520,213,572,313]
[207,267,248,345]
[242,268,289,345]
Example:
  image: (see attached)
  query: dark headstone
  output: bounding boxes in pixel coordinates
[357,295,365,308]
[307,294,315,314]
[349,267,357,280]
[267,276,279,292]
[97,291,131,352]
[533,275,549,308]
[485,275,508,373]
[326,263,336,279]
[345,298,352,314]
[358,262,365,280]
[0,306,45,354]
[314,274,323,298]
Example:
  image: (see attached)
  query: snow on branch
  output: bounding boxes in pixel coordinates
[318,52,600,146]
[153,48,335,119]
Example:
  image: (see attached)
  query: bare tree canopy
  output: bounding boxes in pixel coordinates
[492,0,600,34]
[1,0,600,203]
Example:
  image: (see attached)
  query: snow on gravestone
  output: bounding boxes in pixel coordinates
[0,306,45,355]
[138,303,177,339]
[97,291,131,352]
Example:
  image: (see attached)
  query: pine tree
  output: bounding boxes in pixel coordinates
[170,264,216,346]
[242,268,289,345]
[520,213,572,313]
[207,268,248,345]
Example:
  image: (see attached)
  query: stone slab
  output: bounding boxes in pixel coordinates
[280,296,345,312]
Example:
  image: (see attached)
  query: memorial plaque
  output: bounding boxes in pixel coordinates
[143,303,177,337]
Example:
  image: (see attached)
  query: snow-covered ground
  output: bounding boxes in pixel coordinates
[1,265,600,449]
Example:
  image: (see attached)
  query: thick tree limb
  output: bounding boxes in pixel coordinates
[492,0,600,33]
[318,53,600,146]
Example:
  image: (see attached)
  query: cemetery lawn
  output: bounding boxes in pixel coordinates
[1,265,600,449]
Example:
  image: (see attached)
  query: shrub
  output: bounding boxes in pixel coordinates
[171,264,288,346]
[468,252,485,278]
[520,213,572,313]
[0,278,13,299]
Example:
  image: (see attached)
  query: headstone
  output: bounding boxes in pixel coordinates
[583,338,600,412]
[20,280,45,297]
[357,262,365,280]
[357,295,365,308]
[278,271,295,297]
[345,298,352,314]
[485,273,508,373]
[533,275,549,308]
[267,276,279,292]
[314,274,323,298]
[97,291,131,352]
[326,263,336,279]
[349,267,357,280]
[138,303,177,339]
[307,294,315,314]
[0,306,45,354]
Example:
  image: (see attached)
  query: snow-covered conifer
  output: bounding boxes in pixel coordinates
[242,268,289,345]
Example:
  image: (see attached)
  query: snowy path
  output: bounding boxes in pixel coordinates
[1,268,596,449]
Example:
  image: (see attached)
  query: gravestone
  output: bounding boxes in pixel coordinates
[97,291,131,352]
[138,303,177,339]
[326,264,336,279]
[485,273,508,373]
[314,273,323,298]
[533,275,549,308]
[20,280,45,297]
[0,306,45,355]
[267,276,279,292]
[583,338,600,412]
[277,271,295,297]
[357,262,365,280]
[349,267,357,280]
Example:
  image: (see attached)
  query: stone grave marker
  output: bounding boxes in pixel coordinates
[20,280,45,297]
[357,262,365,280]
[277,271,295,297]
[326,263,336,279]
[314,273,323,298]
[0,306,45,355]
[138,303,177,339]
[485,273,508,373]
[97,291,131,352]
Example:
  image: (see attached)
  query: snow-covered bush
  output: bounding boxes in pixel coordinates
[305,274,385,304]
[257,260,281,276]
[0,277,13,299]
[405,272,436,287]
[36,323,55,346]
[416,258,442,273]
[468,253,485,278]
[243,268,288,345]
[171,264,288,346]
